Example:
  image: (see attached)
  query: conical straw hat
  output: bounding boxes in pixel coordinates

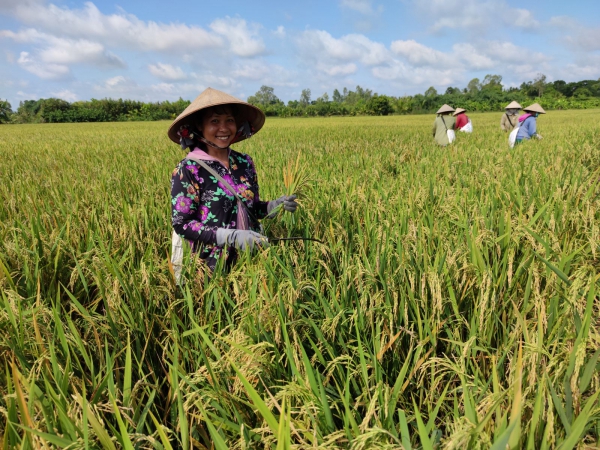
[523,103,546,114]
[167,87,265,144]
[436,104,455,114]
[453,108,466,116]
[505,101,522,109]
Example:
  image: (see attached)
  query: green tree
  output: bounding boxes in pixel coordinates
[424,86,438,97]
[553,80,568,96]
[532,73,547,97]
[316,92,330,103]
[367,95,393,115]
[39,98,71,122]
[0,99,12,123]
[481,74,503,90]
[467,78,481,94]
[247,85,281,106]
[574,87,591,98]
[354,85,373,101]
[300,88,311,106]
[332,89,344,103]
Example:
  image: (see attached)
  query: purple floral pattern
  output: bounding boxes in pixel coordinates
[174,195,192,213]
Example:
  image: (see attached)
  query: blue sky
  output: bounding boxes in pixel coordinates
[1,0,599,107]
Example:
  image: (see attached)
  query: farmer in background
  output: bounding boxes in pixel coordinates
[453,108,472,133]
[169,87,298,273]
[432,104,456,146]
[515,103,546,145]
[501,101,521,132]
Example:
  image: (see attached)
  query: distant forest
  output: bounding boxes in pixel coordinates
[1,74,599,124]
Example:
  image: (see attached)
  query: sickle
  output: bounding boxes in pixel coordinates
[269,237,324,244]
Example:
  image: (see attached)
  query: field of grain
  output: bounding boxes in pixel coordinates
[1,110,599,449]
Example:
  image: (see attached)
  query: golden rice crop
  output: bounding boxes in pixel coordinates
[0,109,599,449]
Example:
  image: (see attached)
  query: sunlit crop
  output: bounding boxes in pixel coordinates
[1,110,599,448]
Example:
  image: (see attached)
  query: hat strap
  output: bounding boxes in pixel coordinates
[199,136,230,151]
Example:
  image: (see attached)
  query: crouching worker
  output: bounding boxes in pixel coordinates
[454,108,472,133]
[168,87,298,277]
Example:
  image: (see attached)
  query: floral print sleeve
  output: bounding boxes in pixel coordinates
[171,161,217,246]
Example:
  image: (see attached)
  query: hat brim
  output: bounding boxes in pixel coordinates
[167,88,266,144]
[505,101,522,109]
[436,104,455,114]
[523,103,546,114]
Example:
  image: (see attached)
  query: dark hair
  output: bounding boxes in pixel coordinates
[199,104,239,125]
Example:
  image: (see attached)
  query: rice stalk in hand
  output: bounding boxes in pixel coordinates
[277,152,311,232]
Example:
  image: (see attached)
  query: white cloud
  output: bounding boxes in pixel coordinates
[549,17,600,52]
[412,0,539,33]
[548,16,578,29]
[51,89,78,102]
[511,8,539,29]
[40,42,122,68]
[17,51,70,79]
[273,26,286,39]
[323,63,357,76]
[148,63,187,81]
[16,90,39,100]
[1,28,125,68]
[209,17,265,57]
[372,60,457,86]
[150,83,177,95]
[298,30,389,67]
[104,75,132,88]
[471,41,547,65]
[340,0,376,15]
[231,60,290,79]
[93,75,166,100]
[390,40,455,67]
[5,1,224,53]
[390,39,549,73]
[339,0,384,31]
[451,43,495,70]
[195,74,237,89]
[552,54,600,81]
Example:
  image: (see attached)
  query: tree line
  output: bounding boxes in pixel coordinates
[0,97,191,124]
[1,74,599,124]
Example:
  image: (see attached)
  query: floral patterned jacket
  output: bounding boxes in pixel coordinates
[171,148,269,270]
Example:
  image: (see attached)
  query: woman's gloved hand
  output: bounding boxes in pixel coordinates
[216,229,269,252]
[267,195,298,218]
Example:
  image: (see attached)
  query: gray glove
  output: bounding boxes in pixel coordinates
[215,228,269,252]
[267,195,298,217]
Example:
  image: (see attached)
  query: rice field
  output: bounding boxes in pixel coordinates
[1,109,599,449]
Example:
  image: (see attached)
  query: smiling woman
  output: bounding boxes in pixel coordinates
[168,87,298,275]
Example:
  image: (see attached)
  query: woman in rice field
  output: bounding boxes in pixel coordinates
[168,87,298,273]
[432,104,456,146]
[453,108,472,133]
[515,103,545,145]
[501,101,521,132]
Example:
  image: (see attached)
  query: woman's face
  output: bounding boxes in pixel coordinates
[198,107,237,147]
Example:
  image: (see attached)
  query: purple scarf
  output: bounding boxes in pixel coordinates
[518,113,532,122]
